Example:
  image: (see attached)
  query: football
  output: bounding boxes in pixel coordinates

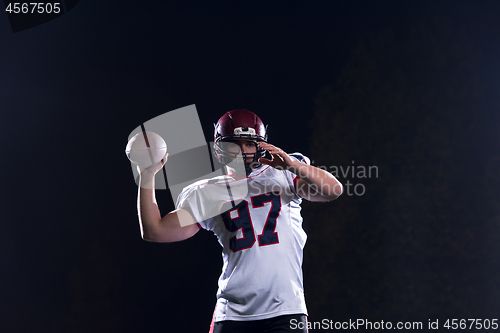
[125,131,167,168]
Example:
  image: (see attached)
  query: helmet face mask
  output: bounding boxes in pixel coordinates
[213,110,268,175]
[214,140,263,164]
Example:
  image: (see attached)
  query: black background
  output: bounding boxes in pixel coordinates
[1,1,499,332]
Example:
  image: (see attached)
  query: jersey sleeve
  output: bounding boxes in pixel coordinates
[175,185,211,230]
[285,152,311,199]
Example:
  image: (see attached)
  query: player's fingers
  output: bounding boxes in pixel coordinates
[266,148,281,155]
[258,157,273,165]
[161,152,169,165]
[258,142,276,150]
[140,153,168,176]
[274,150,285,156]
[268,150,285,160]
[152,157,165,169]
[272,153,285,163]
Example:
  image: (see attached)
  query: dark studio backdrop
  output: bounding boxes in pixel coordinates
[1,1,499,332]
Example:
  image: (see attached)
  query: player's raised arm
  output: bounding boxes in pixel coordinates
[137,155,199,242]
[258,142,343,202]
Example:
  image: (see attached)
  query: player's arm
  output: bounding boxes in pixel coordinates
[258,142,343,202]
[137,155,200,242]
[289,163,343,202]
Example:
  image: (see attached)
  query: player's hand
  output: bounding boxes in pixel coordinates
[137,152,169,179]
[257,142,294,170]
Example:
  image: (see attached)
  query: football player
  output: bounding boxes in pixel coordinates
[137,109,343,333]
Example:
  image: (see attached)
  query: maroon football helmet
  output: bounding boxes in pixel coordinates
[213,109,268,172]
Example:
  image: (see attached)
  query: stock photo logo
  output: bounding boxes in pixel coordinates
[310,160,379,196]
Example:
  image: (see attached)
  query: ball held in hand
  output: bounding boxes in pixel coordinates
[125,131,167,168]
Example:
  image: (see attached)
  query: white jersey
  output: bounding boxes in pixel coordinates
[176,153,310,322]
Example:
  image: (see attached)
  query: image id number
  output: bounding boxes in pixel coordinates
[6,3,61,14]
[444,319,498,330]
